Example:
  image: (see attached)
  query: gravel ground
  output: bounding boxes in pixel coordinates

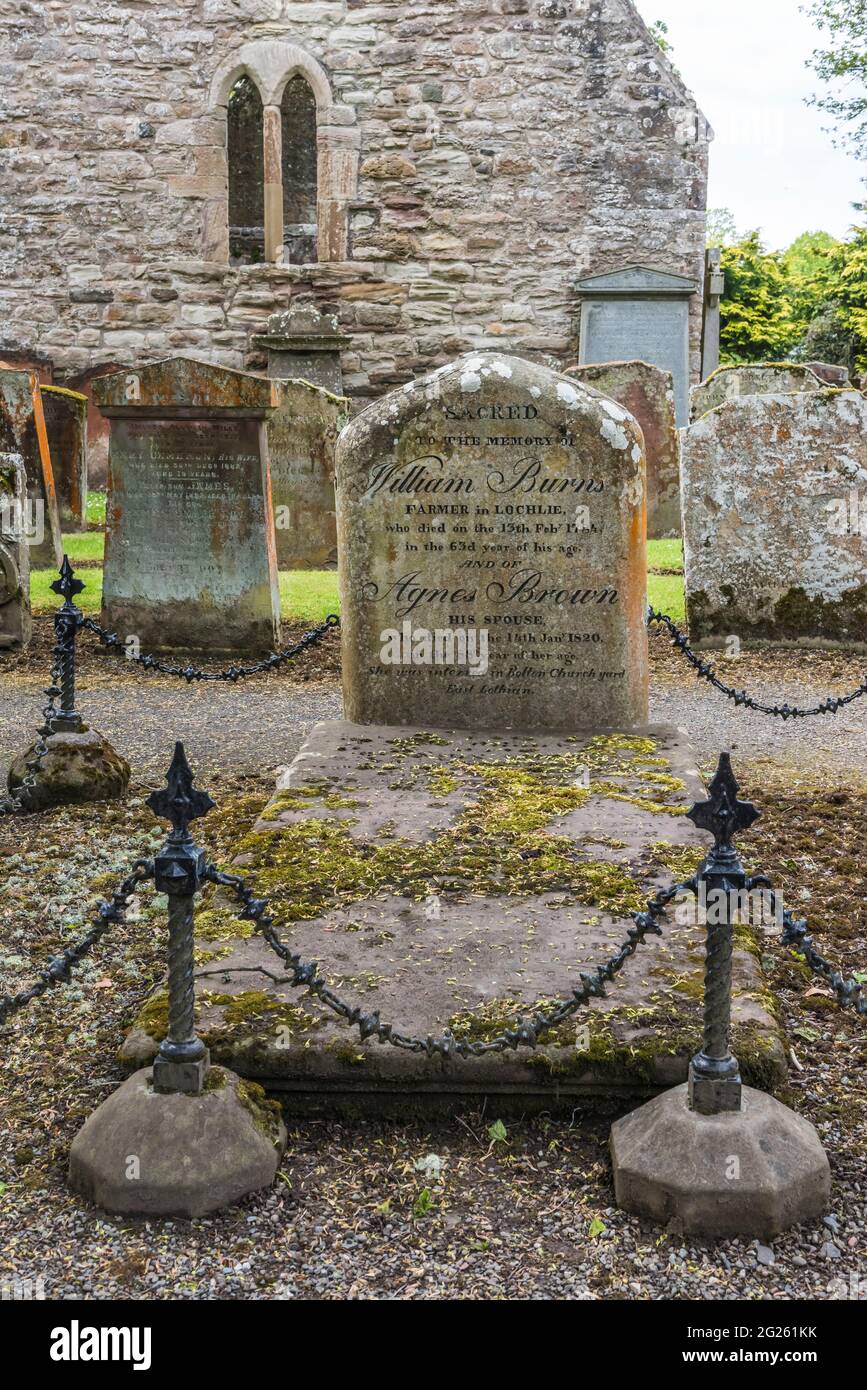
[0,627,864,1301]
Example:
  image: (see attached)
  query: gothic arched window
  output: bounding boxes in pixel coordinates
[228,75,264,264]
[281,74,318,264]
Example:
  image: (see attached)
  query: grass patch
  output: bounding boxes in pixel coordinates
[647,574,685,624]
[647,538,683,575]
[86,492,106,526]
[279,570,340,624]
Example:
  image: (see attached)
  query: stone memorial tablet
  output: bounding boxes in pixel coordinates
[337,353,649,732]
[267,380,349,570]
[41,385,88,530]
[251,304,350,395]
[567,360,681,537]
[682,390,867,648]
[0,367,63,569]
[576,266,698,426]
[94,358,281,655]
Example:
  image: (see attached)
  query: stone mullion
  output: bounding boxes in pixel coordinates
[263,104,283,264]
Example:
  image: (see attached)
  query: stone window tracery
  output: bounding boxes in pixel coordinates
[210,41,359,267]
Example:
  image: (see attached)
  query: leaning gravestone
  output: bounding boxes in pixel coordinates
[94,358,281,655]
[690,363,824,421]
[40,385,88,531]
[337,353,649,731]
[0,452,32,650]
[0,368,63,569]
[565,360,681,538]
[682,390,867,647]
[267,379,349,570]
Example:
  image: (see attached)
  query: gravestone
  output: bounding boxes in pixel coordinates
[682,390,867,647]
[267,380,349,570]
[40,385,88,531]
[337,352,649,732]
[806,361,850,387]
[66,362,125,490]
[251,305,350,395]
[0,452,32,650]
[575,265,699,426]
[690,363,824,421]
[93,358,281,655]
[566,360,681,537]
[0,368,63,569]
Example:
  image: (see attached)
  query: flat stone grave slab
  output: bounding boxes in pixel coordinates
[122,721,785,1113]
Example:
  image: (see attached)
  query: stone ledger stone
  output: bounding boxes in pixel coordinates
[566,360,681,537]
[576,266,699,426]
[68,1066,287,1218]
[690,363,824,421]
[40,385,89,531]
[0,368,63,569]
[337,352,649,733]
[610,1083,830,1237]
[268,379,349,570]
[94,357,281,655]
[0,451,32,650]
[681,390,867,648]
[120,720,787,1111]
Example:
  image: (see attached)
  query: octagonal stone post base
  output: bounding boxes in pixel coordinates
[8,728,130,811]
[610,1083,830,1238]
[68,1066,287,1218]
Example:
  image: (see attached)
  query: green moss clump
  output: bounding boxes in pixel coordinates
[235,1076,284,1143]
[195,906,253,943]
[134,989,170,1040]
[202,1066,229,1093]
[648,841,704,879]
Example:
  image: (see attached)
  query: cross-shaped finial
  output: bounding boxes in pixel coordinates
[687,752,759,852]
[147,742,215,839]
[50,555,85,606]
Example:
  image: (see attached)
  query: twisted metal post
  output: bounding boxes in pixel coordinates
[44,557,86,735]
[147,742,215,1095]
[686,753,761,1114]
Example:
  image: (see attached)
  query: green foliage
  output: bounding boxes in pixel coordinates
[649,19,672,53]
[805,0,867,154]
[706,207,739,248]
[488,1119,508,1145]
[719,233,795,362]
[718,223,867,374]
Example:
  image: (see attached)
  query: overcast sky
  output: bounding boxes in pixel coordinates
[634,0,865,249]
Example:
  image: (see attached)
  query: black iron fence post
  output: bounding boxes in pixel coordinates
[43,556,85,735]
[147,742,216,1096]
[686,753,761,1116]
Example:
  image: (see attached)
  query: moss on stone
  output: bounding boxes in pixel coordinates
[234,1076,284,1144]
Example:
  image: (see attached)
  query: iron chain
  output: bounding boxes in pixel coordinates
[78,613,340,683]
[204,864,696,1057]
[648,607,867,719]
[0,860,155,1027]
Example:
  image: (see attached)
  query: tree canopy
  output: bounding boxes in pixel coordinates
[707,213,867,374]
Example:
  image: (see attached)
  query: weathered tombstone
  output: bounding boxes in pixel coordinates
[337,352,649,731]
[0,452,32,650]
[66,362,125,491]
[806,361,850,387]
[690,363,824,421]
[566,361,681,537]
[251,304,350,394]
[267,379,349,570]
[0,368,63,569]
[682,390,867,647]
[40,385,88,531]
[575,265,699,426]
[94,358,282,655]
